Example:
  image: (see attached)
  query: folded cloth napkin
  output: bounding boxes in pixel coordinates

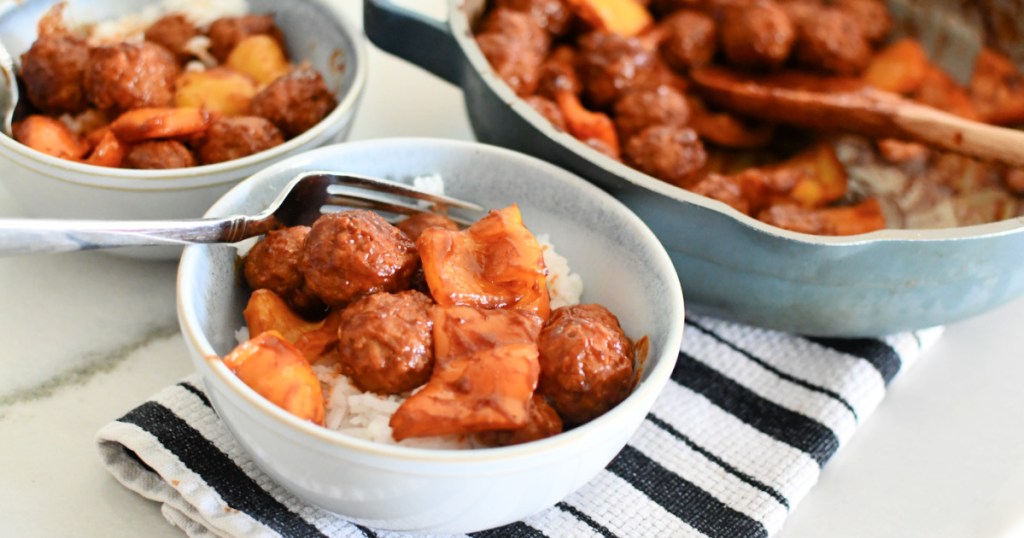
[96,315,942,538]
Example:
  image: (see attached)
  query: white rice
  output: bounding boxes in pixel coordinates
[537,233,583,309]
[314,366,470,449]
[81,0,249,45]
[161,0,249,27]
[412,173,446,195]
[182,35,217,68]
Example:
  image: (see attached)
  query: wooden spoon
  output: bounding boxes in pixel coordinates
[690,66,1024,167]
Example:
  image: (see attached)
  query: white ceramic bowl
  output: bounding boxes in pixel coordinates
[0,0,367,259]
[177,138,685,533]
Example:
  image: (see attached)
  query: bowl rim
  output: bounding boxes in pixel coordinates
[446,0,1024,247]
[0,0,368,191]
[178,136,685,465]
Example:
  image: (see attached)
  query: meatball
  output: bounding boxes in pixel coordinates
[475,9,550,96]
[197,116,284,165]
[577,32,656,108]
[19,34,90,115]
[690,172,752,214]
[834,0,891,43]
[395,212,460,241]
[85,42,179,114]
[623,125,707,187]
[336,290,435,394]
[493,0,574,37]
[250,66,337,138]
[524,95,567,131]
[658,10,717,71]
[144,14,198,61]
[612,85,690,140]
[790,6,872,75]
[650,0,705,16]
[476,33,545,97]
[300,210,419,307]
[479,7,550,56]
[534,46,580,100]
[538,304,634,426]
[122,140,195,169]
[475,394,563,447]
[719,1,795,70]
[207,14,287,63]
[243,226,325,318]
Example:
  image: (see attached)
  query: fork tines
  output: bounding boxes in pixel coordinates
[301,171,484,225]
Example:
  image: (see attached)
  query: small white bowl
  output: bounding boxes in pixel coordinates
[0,0,367,259]
[177,138,685,533]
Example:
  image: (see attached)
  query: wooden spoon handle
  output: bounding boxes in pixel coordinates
[690,66,1024,166]
[893,103,1024,167]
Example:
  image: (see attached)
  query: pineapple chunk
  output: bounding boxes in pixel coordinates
[417,204,551,320]
[222,331,325,425]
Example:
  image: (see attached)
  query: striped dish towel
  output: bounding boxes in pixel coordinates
[95,315,942,538]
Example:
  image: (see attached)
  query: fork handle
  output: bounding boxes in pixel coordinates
[0,216,258,255]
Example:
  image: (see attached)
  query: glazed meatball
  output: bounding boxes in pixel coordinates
[479,7,550,56]
[624,125,707,187]
[524,95,567,131]
[790,6,872,75]
[650,0,705,16]
[493,0,574,36]
[395,212,460,242]
[690,172,752,214]
[19,34,90,115]
[197,116,284,165]
[84,42,179,113]
[476,33,544,97]
[834,0,891,43]
[122,140,195,169]
[250,66,337,138]
[336,290,435,394]
[144,14,198,61]
[538,304,634,427]
[207,14,287,63]
[243,226,325,318]
[719,1,795,70]
[613,85,690,140]
[633,57,692,95]
[476,9,550,96]
[658,10,717,71]
[300,210,419,307]
[535,46,580,100]
[577,32,656,108]
[476,394,563,447]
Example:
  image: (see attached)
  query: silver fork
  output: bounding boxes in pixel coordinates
[0,171,484,256]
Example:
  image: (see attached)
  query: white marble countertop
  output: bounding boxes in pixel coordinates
[2,1,1023,537]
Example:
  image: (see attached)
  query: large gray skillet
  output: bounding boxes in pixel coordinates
[364,0,1024,337]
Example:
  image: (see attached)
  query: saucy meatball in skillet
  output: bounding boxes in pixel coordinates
[473,0,1024,236]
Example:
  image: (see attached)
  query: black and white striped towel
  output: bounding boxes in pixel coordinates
[96,315,942,538]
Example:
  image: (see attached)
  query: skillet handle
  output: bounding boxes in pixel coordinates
[363,0,463,86]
